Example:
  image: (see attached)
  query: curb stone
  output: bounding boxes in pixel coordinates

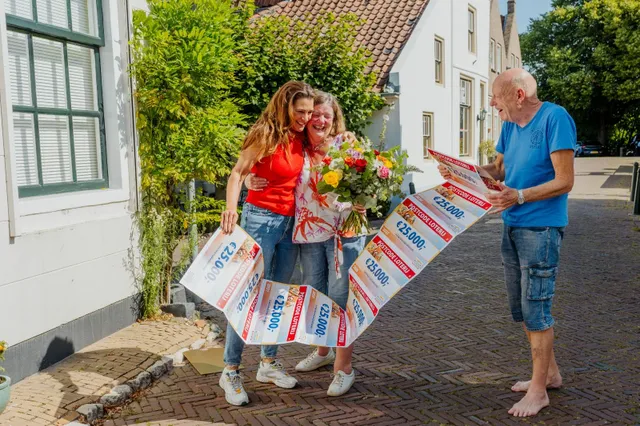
[73,321,224,424]
[77,404,103,423]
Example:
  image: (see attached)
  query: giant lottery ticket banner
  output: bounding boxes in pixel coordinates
[181,150,496,347]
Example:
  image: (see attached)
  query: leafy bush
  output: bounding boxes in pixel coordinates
[237,11,385,133]
[131,0,248,316]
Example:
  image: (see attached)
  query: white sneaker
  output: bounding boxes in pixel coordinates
[256,360,298,389]
[295,348,336,372]
[219,368,249,406]
[327,370,355,397]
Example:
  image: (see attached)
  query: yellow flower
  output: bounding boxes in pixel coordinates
[382,158,393,169]
[354,147,363,153]
[323,171,342,188]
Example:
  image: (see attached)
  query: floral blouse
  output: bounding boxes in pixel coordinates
[293,136,367,276]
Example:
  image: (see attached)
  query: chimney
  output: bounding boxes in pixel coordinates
[508,0,515,14]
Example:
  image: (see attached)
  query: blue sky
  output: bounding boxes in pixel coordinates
[499,0,553,34]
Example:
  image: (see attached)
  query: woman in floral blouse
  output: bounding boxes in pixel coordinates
[246,91,367,396]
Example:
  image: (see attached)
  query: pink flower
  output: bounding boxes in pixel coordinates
[377,166,390,179]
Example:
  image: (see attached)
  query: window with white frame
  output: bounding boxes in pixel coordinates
[515,56,520,68]
[434,37,444,85]
[422,112,433,159]
[490,38,495,71]
[511,53,516,69]
[459,78,472,156]
[493,107,500,141]
[468,7,476,54]
[496,43,502,73]
[4,0,107,198]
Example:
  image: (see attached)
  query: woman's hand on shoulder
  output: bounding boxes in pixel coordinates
[244,173,269,191]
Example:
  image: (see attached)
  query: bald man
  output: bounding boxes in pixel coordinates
[440,69,576,417]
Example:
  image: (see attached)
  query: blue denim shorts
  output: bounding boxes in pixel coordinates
[501,225,564,332]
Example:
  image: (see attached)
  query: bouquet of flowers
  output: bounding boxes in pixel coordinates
[315,137,420,235]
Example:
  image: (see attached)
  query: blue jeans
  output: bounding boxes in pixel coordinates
[299,236,366,309]
[223,203,299,366]
[501,225,564,332]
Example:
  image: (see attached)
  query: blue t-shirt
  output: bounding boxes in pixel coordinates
[496,102,576,227]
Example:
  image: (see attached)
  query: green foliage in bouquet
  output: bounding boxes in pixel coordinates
[315,138,420,233]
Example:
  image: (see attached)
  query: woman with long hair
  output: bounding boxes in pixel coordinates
[247,91,367,397]
[219,81,315,406]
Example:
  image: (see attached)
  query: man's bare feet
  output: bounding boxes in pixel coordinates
[511,374,562,392]
[508,391,549,417]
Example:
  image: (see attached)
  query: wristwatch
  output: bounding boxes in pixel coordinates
[517,189,526,205]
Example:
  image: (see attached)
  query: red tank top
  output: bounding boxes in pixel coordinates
[245,134,304,216]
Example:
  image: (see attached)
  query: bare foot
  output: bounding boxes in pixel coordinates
[511,374,562,392]
[508,391,549,417]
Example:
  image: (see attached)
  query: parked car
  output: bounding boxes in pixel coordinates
[575,141,602,157]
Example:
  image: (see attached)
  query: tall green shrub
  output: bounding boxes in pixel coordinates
[131,0,248,317]
[237,12,385,133]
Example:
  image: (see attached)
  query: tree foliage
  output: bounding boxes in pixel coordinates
[131,0,249,317]
[130,1,385,317]
[521,0,640,152]
[237,11,385,133]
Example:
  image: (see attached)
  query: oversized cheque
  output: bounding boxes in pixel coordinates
[181,149,498,347]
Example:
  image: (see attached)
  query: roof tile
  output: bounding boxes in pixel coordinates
[254,0,430,90]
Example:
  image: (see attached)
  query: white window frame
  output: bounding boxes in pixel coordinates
[0,0,134,236]
[496,43,502,73]
[459,78,473,157]
[468,6,476,54]
[434,36,444,85]
[422,112,433,159]
[490,38,495,71]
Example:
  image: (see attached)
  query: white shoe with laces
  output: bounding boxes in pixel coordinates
[295,348,336,372]
[256,360,298,389]
[327,370,355,397]
[219,368,249,406]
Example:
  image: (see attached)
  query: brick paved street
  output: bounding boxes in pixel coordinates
[0,320,206,426]
[104,198,640,426]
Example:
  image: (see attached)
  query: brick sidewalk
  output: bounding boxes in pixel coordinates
[1,199,639,426]
[0,319,206,426]
[106,199,640,426]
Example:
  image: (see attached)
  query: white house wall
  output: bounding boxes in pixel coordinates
[0,0,139,349]
[366,0,490,193]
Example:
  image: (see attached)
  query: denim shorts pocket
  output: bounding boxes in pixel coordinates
[527,266,557,301]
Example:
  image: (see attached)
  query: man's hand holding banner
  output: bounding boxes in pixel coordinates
[181,149,499,347]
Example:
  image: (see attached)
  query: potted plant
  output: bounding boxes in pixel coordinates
[0,340,10,415]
